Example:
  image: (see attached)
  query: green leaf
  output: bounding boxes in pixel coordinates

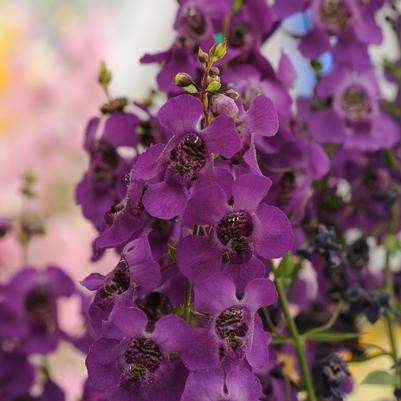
[361,370,398,386]
[184,84,198,94]
[306,332,359,342]
[206,81,221,92]
[347,352,388,364]
[209,41,227,63]
[275,252,294,279]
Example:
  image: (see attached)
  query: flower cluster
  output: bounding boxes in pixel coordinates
[0,266,90,401]
[75,1,401,400]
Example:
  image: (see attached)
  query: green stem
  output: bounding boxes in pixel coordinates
[303,300,344,338]
[184,280,193,323]
[275,277,317,401]
[384,250,401,391]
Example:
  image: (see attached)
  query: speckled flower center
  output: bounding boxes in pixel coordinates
[217,211,254,264]
[215,306,249,340]
[217,211,253,245]
[141,292,172,331]
[278,172,296,205]
[92,142,119,184]
[24,288,53,333]
[170,134,206,180]
[320,0,352,31]
[322,357,348,383]
[340,85,372,122]
[101,259,130,298]
[229,24,249,48]
[184,6,206,36]
[124,338,163,382]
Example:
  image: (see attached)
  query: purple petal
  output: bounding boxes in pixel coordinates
[181,368,225,401]
[132,143,166,180]
[86,338,121,390]
[246,321,271,370]
[80,273,105,291]
[201,116,241,158]
[45,266,75,296]
[227,256,266,292]
[94,202,144,249]
[308,111,345,144]
[298,27,331,59]
[226,365,263,400]
[278,52,297,87]
[177,235,222,283]
[152,314,191,352]
[243,278,277,311]
[244,96,279,137]
[254,204,293,259]
[305,142,330,179]
[41,380,65,401]
[157,95,201,135]
[84,117,100,151]
[102,307,147,339]
[123,230,161,291]
[183,183,228,227]
[233,174,271,212]
[103,112,140,148]
[180,328,220,370]
[143,181,188,219]
[194,272,237,315]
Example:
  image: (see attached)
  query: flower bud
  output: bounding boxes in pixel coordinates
[198,47,208,65]
[175,73,193,87]
[225,89,240,100]
[209,67,220,78]
[210,40,227,63]
[212,94,239,117]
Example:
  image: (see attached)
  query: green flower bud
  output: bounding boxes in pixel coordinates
[209,66,220,78]
[175,72,193,87]
[225,89,240,100]
[198,47,209,65]
[210,40,227,63]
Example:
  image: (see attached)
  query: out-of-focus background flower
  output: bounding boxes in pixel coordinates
[0,1,399,400]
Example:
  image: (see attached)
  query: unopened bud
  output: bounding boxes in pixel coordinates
[209,67,220,78]
[175,73,193,87]
[210,40,227,63]
[198,47,209,65]
[212,94,239,117]
[225,89,240,100]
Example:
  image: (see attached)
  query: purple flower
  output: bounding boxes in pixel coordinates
[76,116,136,230]
[0,348,35,400]
[299,0,383,59]
[181,365,262,401]
[92,179,145,251]
[0,266,75,354]
[132,94,241,219]
[82,229,160,333]
[178,174,293,288]
[86,306,190,401]
[182,272,277,370]
[305,67,399,151]
[223,62,294,116]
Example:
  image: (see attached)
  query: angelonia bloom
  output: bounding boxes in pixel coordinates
[2,1,401,400]
[0,266,90,401]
